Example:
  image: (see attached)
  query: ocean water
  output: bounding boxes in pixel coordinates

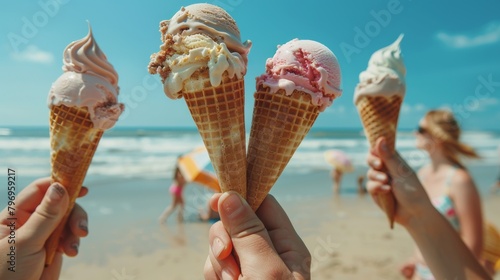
[1,126,499,256]
[1,126,499,181]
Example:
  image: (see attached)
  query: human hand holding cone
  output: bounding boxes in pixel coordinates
[148,4,251,197]
[356,95,401,229]
[354,35,406,229]
[45,25,124,264]
[247,39,342,211]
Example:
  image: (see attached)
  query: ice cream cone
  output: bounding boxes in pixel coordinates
[182,70,247,198]
[247,86,319,211]
[356,94,402,228]
[147,4,251,198]
[44,105,103,264]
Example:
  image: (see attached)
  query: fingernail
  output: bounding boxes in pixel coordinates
[221,192,244,219]
[376,173,386,181]
[49,183,65,201]
[211,237,224,258]
[381,185,391,191]
[71,243,79,254]
[79,219,88,233]
[373,159,382,168]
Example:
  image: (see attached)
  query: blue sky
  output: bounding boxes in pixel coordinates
[1,0,500,130]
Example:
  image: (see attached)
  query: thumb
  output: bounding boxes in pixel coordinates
[375,137,414,180]
[18,183,69,248]
[218,192,279,265]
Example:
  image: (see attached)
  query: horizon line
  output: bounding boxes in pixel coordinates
[1,125,499,133]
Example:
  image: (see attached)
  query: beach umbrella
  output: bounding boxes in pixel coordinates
[177,146,220,192]
[324,149,354,173]
[483,222,500,271]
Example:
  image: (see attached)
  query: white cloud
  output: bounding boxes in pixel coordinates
[325,105,346,114]
[471,97,499,112]
[479,97,500,106]
[10,45,54,64]
[436,21,500,49]
[439,98,497,113]
[401,103,427,115]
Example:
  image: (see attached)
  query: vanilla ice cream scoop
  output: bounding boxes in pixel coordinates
[256,39,342,112]
[47,24,124,129]
[148,3,252,99]
[165,3,250,58]
[354,34,406,104]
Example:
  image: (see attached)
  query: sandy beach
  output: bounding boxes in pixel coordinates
[58,170,500,280]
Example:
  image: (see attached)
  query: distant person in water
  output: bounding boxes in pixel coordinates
[331,168,343,194]
[357,175,367,196]
[491,174,500,194]
[491,145,500,194]
[331,170,366,196]
[490,146,500,194]
[199,199,220,224]
[159,165,187,224]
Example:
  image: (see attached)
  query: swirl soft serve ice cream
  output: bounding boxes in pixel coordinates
[44,24,123,265]
[148,3,251,198]
[247,39,342,210]
[48,25,123,129]
[354,34,406,229]
[354,34,405,104]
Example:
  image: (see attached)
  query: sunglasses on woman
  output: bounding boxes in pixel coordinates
[417,126,427,134]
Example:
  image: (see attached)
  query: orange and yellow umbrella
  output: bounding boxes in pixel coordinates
[483,222,500,271]
[177,146,220,192]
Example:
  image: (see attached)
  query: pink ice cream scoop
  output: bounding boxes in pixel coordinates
[256,39,342,111]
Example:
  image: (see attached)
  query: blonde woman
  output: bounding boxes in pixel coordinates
[397,109,484,279]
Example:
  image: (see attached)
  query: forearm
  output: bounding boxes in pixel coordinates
[405,207,491,280]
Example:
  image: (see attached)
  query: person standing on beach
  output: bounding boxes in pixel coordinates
[400,109,484,279]
[490,175,500,194]
[490,144,500,194]
[366,137,491,280]
[331,168,343,194]
[357,175,367,196]
[199,199,220,224]
[159,166,187,224]
[205,152,491,280]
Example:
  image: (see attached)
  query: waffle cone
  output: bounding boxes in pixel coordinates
[45,105,103,265]
[247,86,319,211]
[356,95,403,229]
[182,71,246,198]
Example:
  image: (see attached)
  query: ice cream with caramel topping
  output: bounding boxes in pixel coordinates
[148,3,251,99]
